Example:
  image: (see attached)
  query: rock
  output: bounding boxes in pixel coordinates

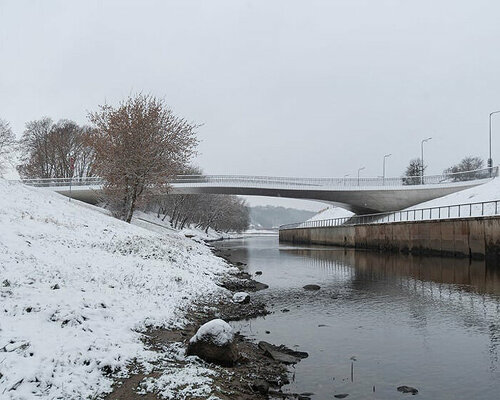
[2,279,10,287]
[187,319,239,366]
[258,341,308,364]
[251,379,270,394]
[334,394,349,399]
[51,284,60,290]
[232,292,250,304]
[397,386,418,395]
[220,278,268,292]
[303,284,321,291]
[281,308,290,313]
[265,330,270,334]
[255,271,263,275]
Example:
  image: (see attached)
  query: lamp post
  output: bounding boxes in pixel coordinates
[383,154,391,185]
[489,111,500,171]
[357,166,365,186]
[343,174,349,186]
[421,137,432,184]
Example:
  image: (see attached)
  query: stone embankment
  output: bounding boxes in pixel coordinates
[279,216,500,261]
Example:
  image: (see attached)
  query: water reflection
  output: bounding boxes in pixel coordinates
[282,247,500,297]
[282,247,500,367]
[218,238,500,398]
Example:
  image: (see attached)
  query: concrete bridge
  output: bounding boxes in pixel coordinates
[18,167,498,214]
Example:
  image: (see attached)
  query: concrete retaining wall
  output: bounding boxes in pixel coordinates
[279,216,500,261]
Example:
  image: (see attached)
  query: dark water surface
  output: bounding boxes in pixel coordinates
[216,236,500,399]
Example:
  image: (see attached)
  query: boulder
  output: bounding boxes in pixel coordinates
[187,319,238,366]
[303,284,321,291]
[232,292,250,304]
[397,386,418,395]
[255,271,263,275]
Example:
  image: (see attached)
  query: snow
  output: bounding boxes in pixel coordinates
[0,179,235,399]
[406,177,500,209]
[374,178,500,223]
[189,319,234,346]
[232,292,250,303]
[132,211,238,242]
[306,206,354,222]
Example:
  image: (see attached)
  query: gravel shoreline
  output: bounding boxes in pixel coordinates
[105,242,310,400]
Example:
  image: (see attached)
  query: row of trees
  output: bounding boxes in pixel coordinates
[150,194,249,233]
[403,156,487,185]
[0,94,249,232]
[17,118,96,179]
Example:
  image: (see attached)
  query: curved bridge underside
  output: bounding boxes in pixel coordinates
[43,176,494,214]
[169,183,484,214]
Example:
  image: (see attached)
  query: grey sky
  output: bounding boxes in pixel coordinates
[2,0,500,211]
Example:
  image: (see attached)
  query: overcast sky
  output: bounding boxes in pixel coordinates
[2,0,500,211]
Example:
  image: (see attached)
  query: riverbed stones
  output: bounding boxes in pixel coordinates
[187,319,239,366]
[251,379,270,395]
[397,385,418,395]
[303,284,321,291]
[258,341,308,364]
[232,292,250,304]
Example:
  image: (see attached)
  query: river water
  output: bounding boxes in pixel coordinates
[215,235,500,399]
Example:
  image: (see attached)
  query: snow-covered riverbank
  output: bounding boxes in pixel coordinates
[0,179,235,399]
[304,178,500,225]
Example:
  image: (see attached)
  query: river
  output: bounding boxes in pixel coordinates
[215,235,500,399]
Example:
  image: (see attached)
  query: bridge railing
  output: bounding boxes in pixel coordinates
[19,176,104,187]
[170,167,498,188]
[16,166,498,189]
[280,199,500,230]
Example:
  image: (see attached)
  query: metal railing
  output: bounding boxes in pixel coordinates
[279,199,500,231]
[17,166,498,189]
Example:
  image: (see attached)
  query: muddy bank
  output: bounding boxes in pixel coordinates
[105,244,309,400]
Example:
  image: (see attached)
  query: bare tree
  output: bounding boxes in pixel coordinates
[444,156,485,181]
[17,118,96,179]
[402,158,423,185]
[0,119,15,175]
[88,94,198,222]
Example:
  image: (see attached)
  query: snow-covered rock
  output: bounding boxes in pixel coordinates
[189,319,234,346]
[232,292,250,304]
[187,319,238,366]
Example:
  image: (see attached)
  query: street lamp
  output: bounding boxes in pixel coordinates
[421,137,432,184]
[357,166,365,186]
[383,154,391,185]
[489,111,500,169]
[343,174,349,186]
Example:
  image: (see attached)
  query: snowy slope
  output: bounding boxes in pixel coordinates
[0,179,232,399]
[405,177,500,209]
[306,206,354,222]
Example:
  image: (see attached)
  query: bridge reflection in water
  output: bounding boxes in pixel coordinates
[280,246,500,366]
